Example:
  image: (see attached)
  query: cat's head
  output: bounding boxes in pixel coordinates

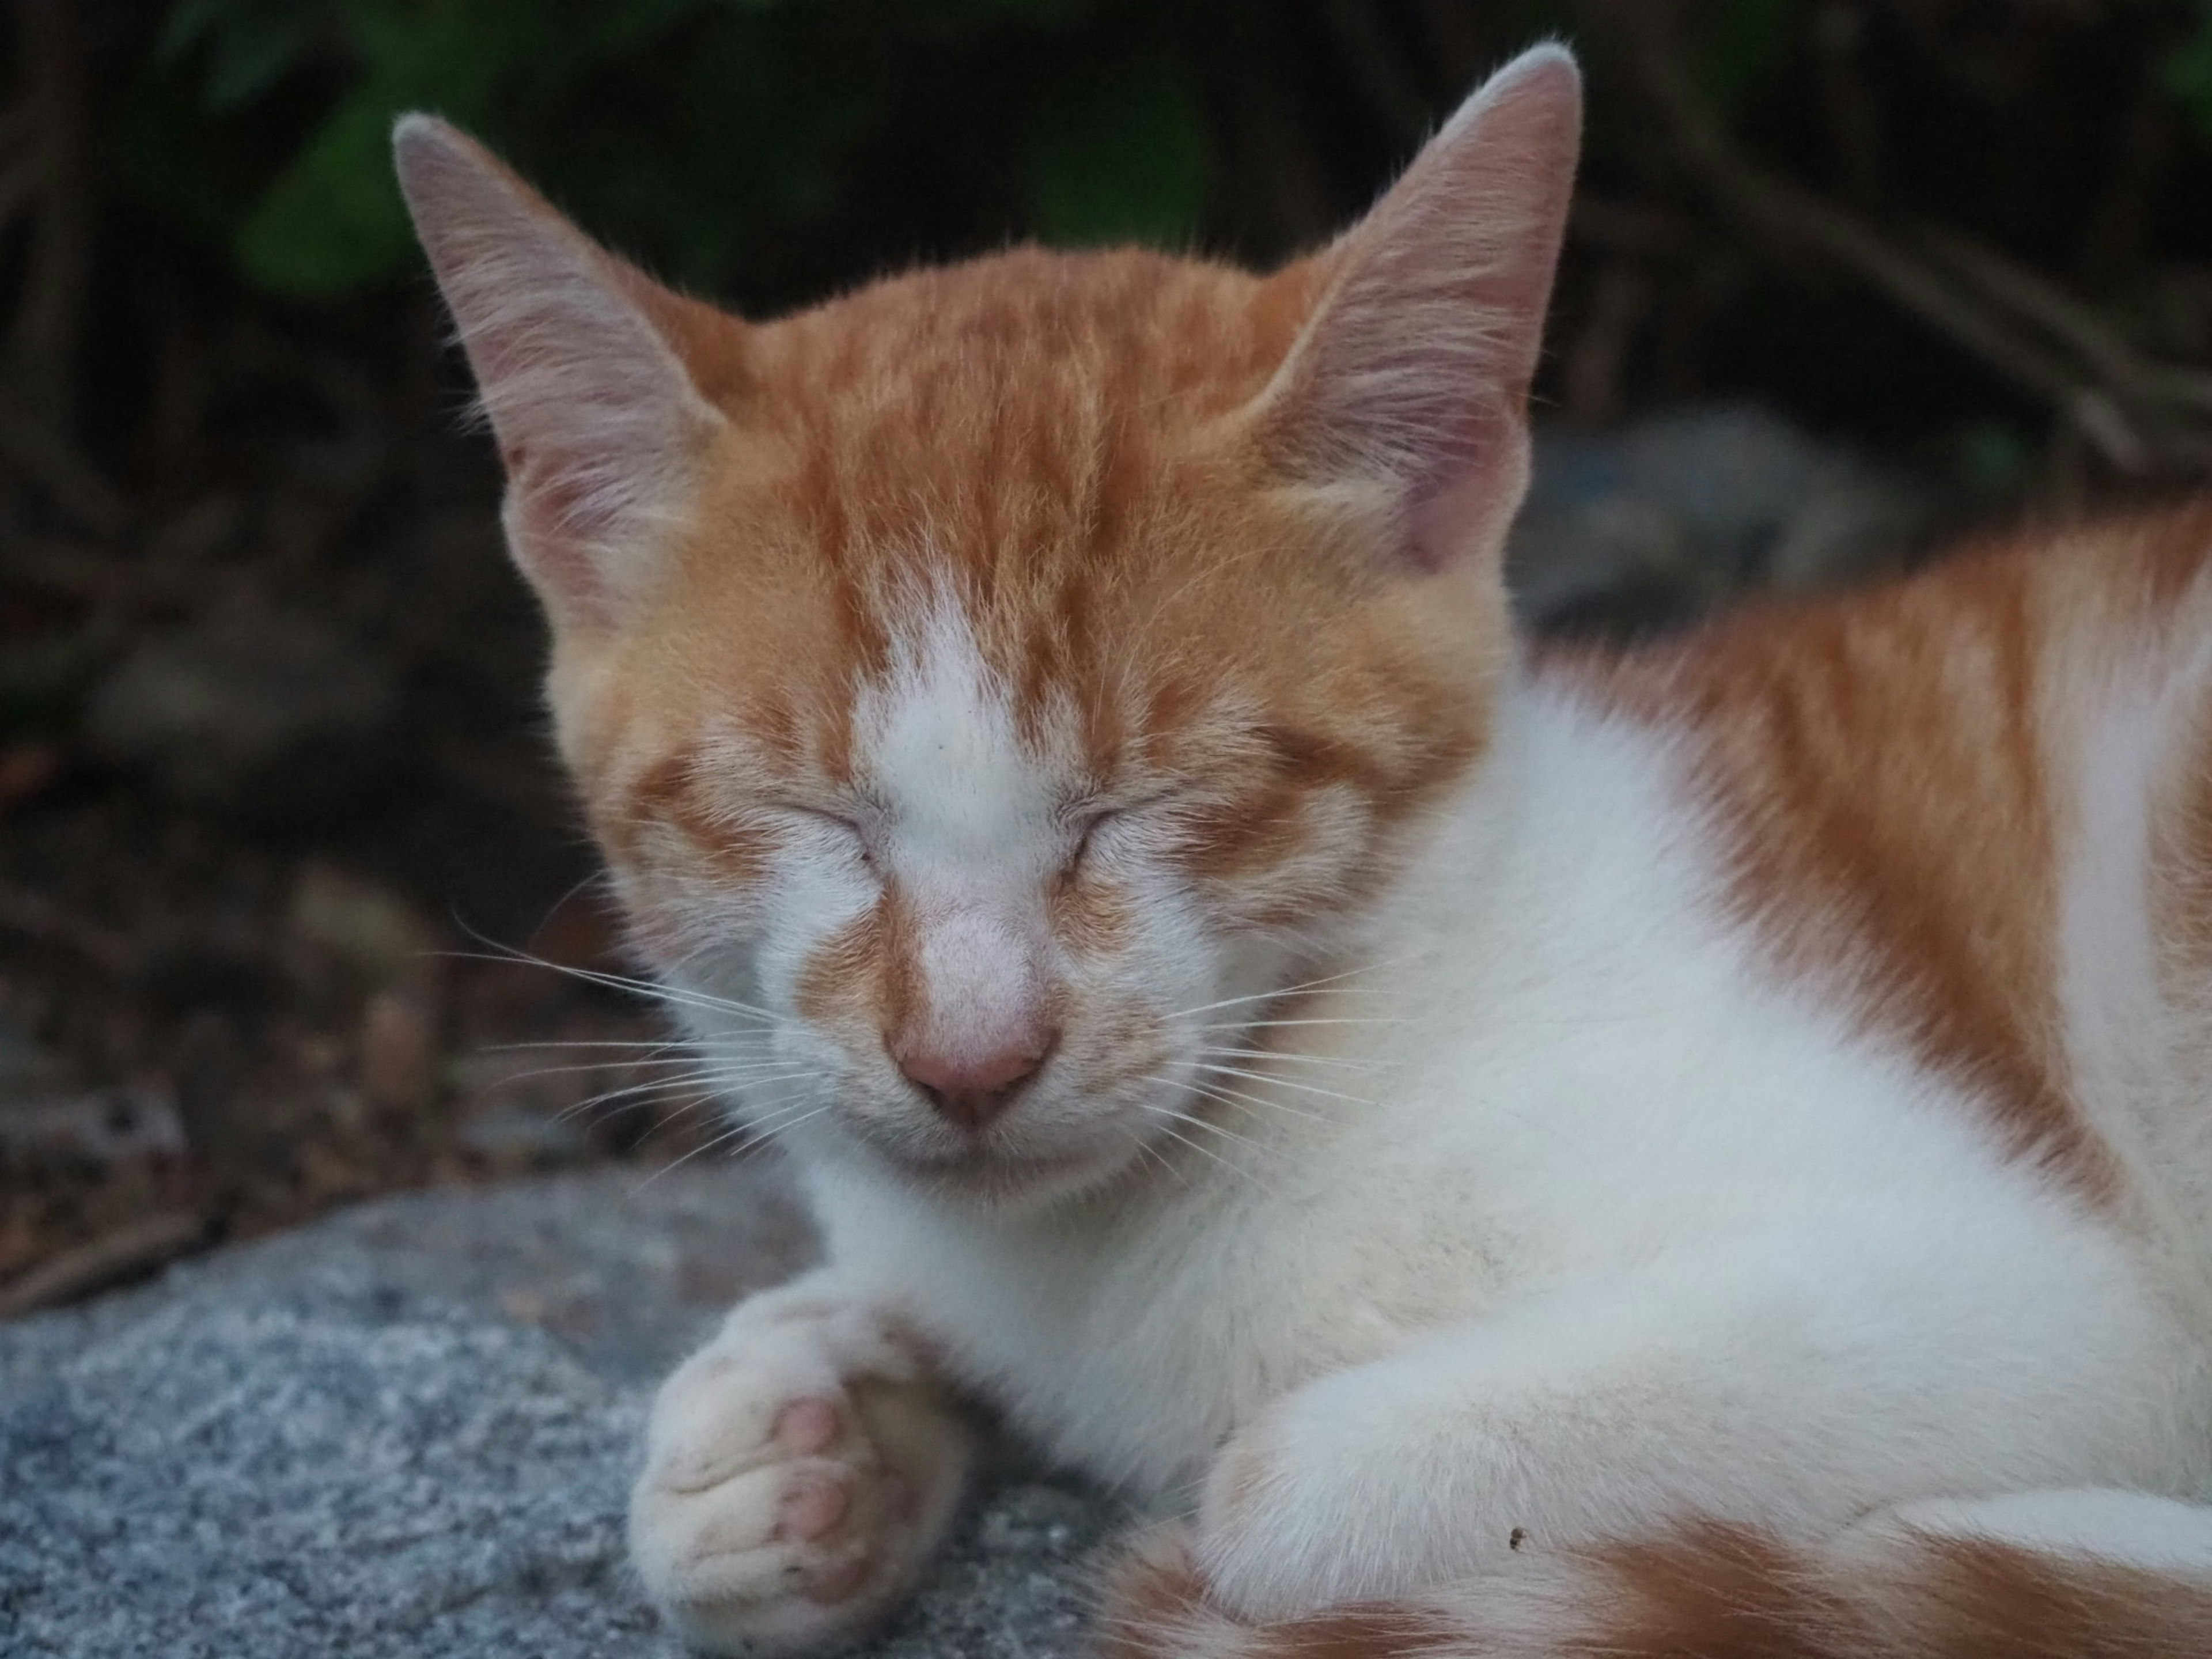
[396,48,1580,1206]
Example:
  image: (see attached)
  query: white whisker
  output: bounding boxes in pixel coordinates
[1166,956,1416,1021]
[1193,1017,1408,1032]
[444,936,793,1030]
[1194,1046,1382,1072]
[1182,1076,1328,1127]
[1195,1062,1379,1111]
[630,1119,757,1191]
[556,1065,816,1123]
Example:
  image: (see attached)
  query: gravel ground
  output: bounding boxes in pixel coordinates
[0,1162,1122,1657]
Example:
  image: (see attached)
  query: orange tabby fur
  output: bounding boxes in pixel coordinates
[1560,506,2212,1199]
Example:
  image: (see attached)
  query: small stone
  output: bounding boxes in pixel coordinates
[289,861,444,991]
[0,1082,187,1166]
[83,601,400,819]
[1510,404,1934,639]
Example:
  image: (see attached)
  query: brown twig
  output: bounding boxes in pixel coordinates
[0,879,143,978]
[1582,0,2212,479]
[1811,1,1884,207]
[1211,9,1342,252]
[0,1211,207,1319]
[7,0,93,421]
[1569,196,1695,259]
[0,378,128,532]
[1918,227,2212,421]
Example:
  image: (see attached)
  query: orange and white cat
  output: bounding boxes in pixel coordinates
[395,46,2212,1657]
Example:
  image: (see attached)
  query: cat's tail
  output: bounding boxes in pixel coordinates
[1094,1490,2212,1658]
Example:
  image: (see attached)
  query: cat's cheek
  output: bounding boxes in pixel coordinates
[1180,787,1384,934]
[754,851,881,994]
[600,861,745,974]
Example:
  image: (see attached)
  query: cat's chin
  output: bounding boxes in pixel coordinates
[857,1137,1139,1210]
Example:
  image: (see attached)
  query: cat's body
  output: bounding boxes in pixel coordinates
[395,46,2212,1657]
[801,518,2212,1605]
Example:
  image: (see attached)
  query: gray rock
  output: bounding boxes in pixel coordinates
[0,1162,1122,1657]
[1510,404,1933,637]
[0,1081,185,1166]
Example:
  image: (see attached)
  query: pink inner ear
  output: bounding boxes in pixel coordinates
[1405,397,1521,572]
[502,442,620,613]
[394,115,726,630]
[1262,46,1581,571]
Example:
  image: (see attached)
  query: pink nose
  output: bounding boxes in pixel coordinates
[892,1035,1053,1132]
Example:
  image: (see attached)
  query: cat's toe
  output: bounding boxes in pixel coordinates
[632,1372,950,1654]
[632,1434,907,1654]
[649,1382,844,1495]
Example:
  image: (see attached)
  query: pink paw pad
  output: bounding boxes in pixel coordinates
[775,1474,849,1542]
[775,1397,842,1455]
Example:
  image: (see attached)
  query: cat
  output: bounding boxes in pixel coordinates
[394,44,2212,1658]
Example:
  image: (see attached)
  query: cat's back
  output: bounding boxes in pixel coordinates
[1551,499,2212,1289]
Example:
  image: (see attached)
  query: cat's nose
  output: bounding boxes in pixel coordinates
[892,1033,1053,1132]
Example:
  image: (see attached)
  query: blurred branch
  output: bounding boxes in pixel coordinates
[2,0,122,531]
[0,1210,207,1318]
[1569,196,1695,258]
[0,878,143,978]
[0,378,127,533]
[1917,229,2212,417]
[6,0,92,417]
[1582,0,2212,477]
[1212,8,1341,251]
[1810,1,1883,207]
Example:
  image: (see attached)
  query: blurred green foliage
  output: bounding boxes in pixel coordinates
[108,0,2212,315]
[122,0,1228,301]
[2166,0,2212,139]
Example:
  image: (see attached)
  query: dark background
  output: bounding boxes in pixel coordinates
[5,0,2211,1308]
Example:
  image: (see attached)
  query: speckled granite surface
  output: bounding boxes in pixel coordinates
[0,1164,1120,1658]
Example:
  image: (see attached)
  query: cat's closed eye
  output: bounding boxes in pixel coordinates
[779,805,877,869]
[1069,810,1117,873]
[1067,793,1179,872]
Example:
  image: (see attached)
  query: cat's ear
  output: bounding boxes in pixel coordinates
[1259,46,1581,573]
[393,115,736,635]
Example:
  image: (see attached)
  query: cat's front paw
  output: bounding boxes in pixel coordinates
[1194,1406,1321,1622]
[1194,1372,1449,1621]
[630,1275,974,1655]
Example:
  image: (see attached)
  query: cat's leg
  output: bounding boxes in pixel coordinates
[630,1267,978,1656]
[1185,1225,2183,1620]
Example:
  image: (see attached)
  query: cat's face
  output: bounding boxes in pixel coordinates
[560,257,1502,1200]
[396,48,1580,1205]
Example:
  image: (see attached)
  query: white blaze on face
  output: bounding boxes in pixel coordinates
[855,596,1065,1077]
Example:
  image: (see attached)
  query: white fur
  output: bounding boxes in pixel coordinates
[1866,1488,2212,1578]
